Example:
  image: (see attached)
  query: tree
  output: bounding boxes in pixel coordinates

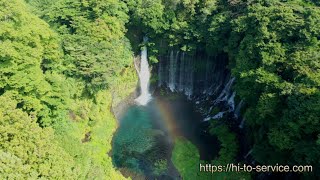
[171,137,204,180]
[38,0,133,94]
[0,93,77,179]
[0,0,63,126]
[228,2,320,177]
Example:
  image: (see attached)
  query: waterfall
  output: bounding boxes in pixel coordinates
[158,52,231,100]
[227,92,236,111]
[204,56,211,94]
[212,111,226,119]
[214,77,235,105]
[157,50,196,97]
[178,52,185,92]
[234,100,244,118]
[157,51,245,125]
[158,56,163,87]
[168,51,179,91]
[135,39,151,106]
[185,55,194,98]
[168,51,174,91]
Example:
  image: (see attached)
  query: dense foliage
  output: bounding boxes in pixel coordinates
[172,133,249,179]
[0,94,77,179]
[28,0,134,94]
[1,0,136,178]
[123,0,319,179]
[1,0,319,179]
[172,138,203,179]
[230,3,320,177]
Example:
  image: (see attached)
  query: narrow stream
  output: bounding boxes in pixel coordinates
[112,91,219,179]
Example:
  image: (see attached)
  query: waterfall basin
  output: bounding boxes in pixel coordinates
[112,91,219,179]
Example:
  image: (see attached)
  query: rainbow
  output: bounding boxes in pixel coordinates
[153,98,182,138]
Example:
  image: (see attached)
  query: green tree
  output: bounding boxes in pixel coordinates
[228,1,320,177]
[0,0,63,126]
[37,0,133,94]
[0,93,77,179]
[171,137,205,180]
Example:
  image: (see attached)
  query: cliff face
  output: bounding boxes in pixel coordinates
[155,49,251,179]
[155,50,242,121]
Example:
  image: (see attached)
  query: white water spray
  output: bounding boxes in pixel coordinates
[135,38,151,105]
[169,51,179,91]
[214,77,235,105]
[234,100,244,118]
[178,52,186,92]
[227,92,236,111]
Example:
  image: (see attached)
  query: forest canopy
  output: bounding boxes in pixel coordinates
[0,0,319,179]
[1,0,136,179]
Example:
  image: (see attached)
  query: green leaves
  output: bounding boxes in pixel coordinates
[171,137,202,180]
[43,0,133,94]
[0,0,63,126]
[1,0,136,179]
[0,94,78,179]
[1,0,319,178]
[228,1,320,174]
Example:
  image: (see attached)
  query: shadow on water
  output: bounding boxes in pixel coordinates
[112,91,219,179]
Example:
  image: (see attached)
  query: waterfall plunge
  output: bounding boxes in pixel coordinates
[135,43,151,106]
[168,51,179,91]
[157,51,244,122]
[163,50,194,97]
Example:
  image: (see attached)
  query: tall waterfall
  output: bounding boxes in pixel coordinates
[178,52,186,92]
[158,54,163,87]
[157,51,233,98]
[157,51,244,121]
[184,55,194,98]
[135,40,151,106]
[159,50,194,97]
[168,51,179,91]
